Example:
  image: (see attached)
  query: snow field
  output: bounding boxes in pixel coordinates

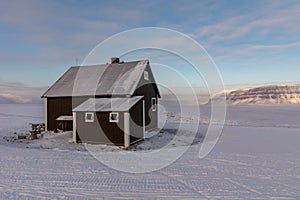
[0,104,300,199]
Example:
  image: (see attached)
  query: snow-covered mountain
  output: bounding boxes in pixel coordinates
[210,85,300,105]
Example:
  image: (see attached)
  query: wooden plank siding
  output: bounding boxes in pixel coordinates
[46,97,89,131]
[76,111,125,145]
[129,99,144,144]
[133,64,158,130]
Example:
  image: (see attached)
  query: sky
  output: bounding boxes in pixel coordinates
[0,0,300,103]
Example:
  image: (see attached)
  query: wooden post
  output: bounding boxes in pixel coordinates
[124,112,130,148]
[30,131,37,140]
[44,98,48,131]
[62,122,66,132]
[72,112,77,143]
[142,100,145,139]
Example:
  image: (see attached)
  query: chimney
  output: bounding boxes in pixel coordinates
[111,57,120,64]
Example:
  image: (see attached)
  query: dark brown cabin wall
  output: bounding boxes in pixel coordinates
[133,65,158,130]
[145,64,159,130]
[96,112,124,145]
[129,100,144,143]
[76,111,124,145]
[46,97,89,130]
[133,85,157,130]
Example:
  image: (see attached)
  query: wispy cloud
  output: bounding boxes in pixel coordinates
[141,0,300,67]
[0,0,145,65]
[0,82,47,103]
[249,42,300,50]
[194,16,246,42]
[212,40,300,62]
[0,0,182,51]
[191,1,300,50]
[0,93,31,104]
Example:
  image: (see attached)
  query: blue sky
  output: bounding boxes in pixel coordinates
[0,0,300,102]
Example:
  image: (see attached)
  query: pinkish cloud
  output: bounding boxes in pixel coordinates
[0,93,31,104]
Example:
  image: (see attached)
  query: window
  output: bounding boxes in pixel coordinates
[144,71,149,80]
[85,112,94,122]
[109,112,119,123]
[151,98,157,111]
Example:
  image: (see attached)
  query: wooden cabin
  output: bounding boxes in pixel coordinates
[42,58,160,147]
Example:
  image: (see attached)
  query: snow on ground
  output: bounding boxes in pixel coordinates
[3,127,202,152]
[0,103,203,151]
[0,103,300,199]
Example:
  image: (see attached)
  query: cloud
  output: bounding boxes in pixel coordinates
[0,1,139,65]
[192,2,300,46]
[0,82,47,103]
[189,1,300,62]
[212,40,300,62]
[0,0,147,45]
[0,93,31,104]
[248,42,300,50]
[194,16,245,41]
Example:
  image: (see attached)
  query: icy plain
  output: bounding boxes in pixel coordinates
[0,103,300,199]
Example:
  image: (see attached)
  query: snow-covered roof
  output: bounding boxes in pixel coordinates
[42,60,159,97]
[73,96,143,112]
[56,116,73,121]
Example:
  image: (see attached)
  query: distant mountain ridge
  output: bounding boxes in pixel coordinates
[210,85,300,105]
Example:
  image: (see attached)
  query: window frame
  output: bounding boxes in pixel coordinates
[151,97,157,111]
[109,112,119,123]
[85,112,94,123]
[144,71,149,80]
